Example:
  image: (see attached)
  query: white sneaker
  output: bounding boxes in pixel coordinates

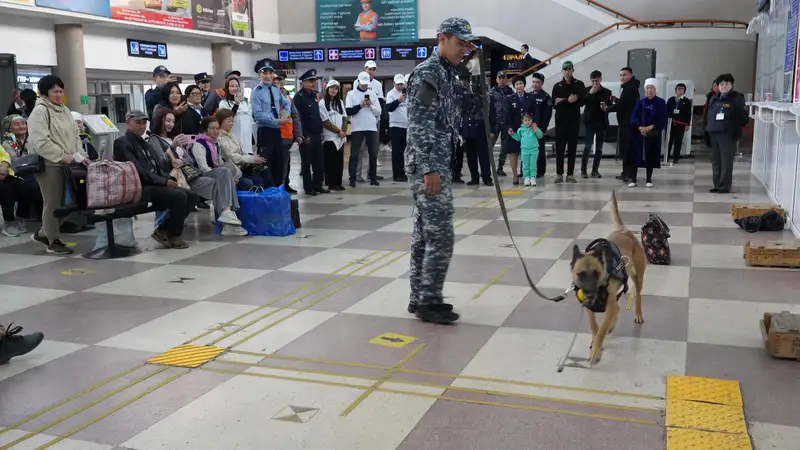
[377,160,383,167]
[627,182,637,188]
[218,210,242,226]
[523,177,531,186]
[531,178,537,186]
[1,225,21,237]
[221,224,248,236]
[646,182,654,188]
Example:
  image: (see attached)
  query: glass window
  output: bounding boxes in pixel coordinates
[110,84,122,95]
[122,84,131,94]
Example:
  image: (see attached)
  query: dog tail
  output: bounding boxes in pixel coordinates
[610,191,624,230]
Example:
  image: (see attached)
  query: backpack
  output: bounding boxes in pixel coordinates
[734,211,786,233]
[641,213,671,265]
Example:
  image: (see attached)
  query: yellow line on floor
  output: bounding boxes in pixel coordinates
[531,226,555,246]
[0,364,147,438]
[214,359,662,415]
[0,367,170,450]
[473,266,511,299]
[340,343,426,416]
[36,370,189,450]
[199,367,660,426]
[226,350,663,401]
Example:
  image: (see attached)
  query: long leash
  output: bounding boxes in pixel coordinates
[475,49,567,304]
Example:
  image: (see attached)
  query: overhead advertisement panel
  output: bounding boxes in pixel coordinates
[110,0,193,29]
[316,0,417,44]
[34,0,111,16]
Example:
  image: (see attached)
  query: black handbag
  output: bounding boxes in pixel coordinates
[180,164,203,183]
[11,153,44,176]
[62,163,88,208]
[734,211,786,233]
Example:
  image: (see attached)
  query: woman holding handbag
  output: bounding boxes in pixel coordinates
[627,78,667,188]
[27,75,89,255]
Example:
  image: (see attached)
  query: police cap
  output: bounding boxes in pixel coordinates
[152,65,171,76]
[299,69,318,82]
[194,72,211,83]
[254,58,275,74]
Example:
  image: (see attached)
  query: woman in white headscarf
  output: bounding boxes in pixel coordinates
[627,78,667,188]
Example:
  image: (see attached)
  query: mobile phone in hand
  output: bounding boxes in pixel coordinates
[364,94,369,99]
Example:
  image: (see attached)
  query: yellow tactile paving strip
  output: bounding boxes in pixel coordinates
[146,344,226,368]
[665,376,752,450]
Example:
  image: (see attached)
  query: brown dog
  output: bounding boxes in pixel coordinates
[571,191,646,365]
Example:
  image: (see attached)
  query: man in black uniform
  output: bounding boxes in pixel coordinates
[293,69,328,196]
[581,70,612,178]
[489,71,513,176]
[666,82,693,164]
[551,60,586,183]
[529,73,552,178]
[608,67,640,182]
[461,75,493,186]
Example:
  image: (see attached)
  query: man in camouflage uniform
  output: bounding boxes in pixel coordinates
[405,17,477,324]
[0,323,44,364]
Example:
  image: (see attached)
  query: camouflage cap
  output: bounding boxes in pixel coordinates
[437,17,477,41]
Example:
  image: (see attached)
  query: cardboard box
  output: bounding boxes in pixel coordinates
[760,312,800,360]
[731,204,785,220]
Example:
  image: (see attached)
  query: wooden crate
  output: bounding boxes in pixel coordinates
[744,241,800,268]
[731,204,785,220]
[760,312,800,360]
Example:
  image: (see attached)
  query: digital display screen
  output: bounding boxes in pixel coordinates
[326,47,377,61]
[278,49,326,62]
[127,39,168,60]
[379,46,429,60]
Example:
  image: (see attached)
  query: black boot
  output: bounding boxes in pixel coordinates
[414,304,459,324]
[0,324,44,365]
[408,302,454,314]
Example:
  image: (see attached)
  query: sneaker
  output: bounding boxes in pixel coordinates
[628,182,637,188]
[415,304,460,324]
[555,175,564,184]
[168,236,189,249]
[221,224,249,237]
[377,160,383,167]
[581,172,589,179]
[0,324,44,365]
[31,231,49,247]
[47,239,74,255]
[14,220,27,233]
[1,224,21,237]
[566,175,577,183]
[591,172,602,179]
[646,182,654,188]
[523,177,531,186]
[531,178,537,187]
[218,210,242,226]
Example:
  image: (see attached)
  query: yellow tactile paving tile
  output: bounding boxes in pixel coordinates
[666,375,744,407]
[666,428,752,450]
[147,344,226,368]
[666,399,747,435]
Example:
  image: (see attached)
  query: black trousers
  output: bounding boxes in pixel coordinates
[282,138,293,187]
[667,123,686,162]
[257,127,284,188]
[0,175,39,221]
[465,136,491,182]
[709,133,736,191]
[581,123,605,174]
[299,134,324,191]
[617,125,632,177]
[141,185,199,237]
[452,143,465,181]
[536,137,546,177]
[389,127,407,180]
[323,141,344,187]
[349,131,378,182]
[555,121,579,176]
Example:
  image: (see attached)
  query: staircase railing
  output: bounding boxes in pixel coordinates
[519,19,748,78]
[586,0,637,22]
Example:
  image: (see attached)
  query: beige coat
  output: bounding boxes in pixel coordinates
[218,130,260,167]
[27,97,85,165]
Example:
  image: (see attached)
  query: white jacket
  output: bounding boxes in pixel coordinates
[319,99,347,149]
[385,88,408,129]
[345,88,381,132]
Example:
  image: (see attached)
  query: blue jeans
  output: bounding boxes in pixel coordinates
[581,123,605,174]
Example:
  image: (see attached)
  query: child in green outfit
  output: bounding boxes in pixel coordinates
[509,113,543,186]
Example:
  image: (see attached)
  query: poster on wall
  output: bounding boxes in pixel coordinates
[192,0,253,37]
[34,0,111,17]
[110,0,193,29]
[316,0,417,44]
[786,0,799,102]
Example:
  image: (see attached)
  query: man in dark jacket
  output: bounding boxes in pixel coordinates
[705,74,748,194]
[581,70,612,178]
[113,110,199,249]
[293,69,328,195]
[145,65,174,122]
[608,67,640,181]
[462,77,493,186]
[529,73,552,178]
[551,61,586,183]
[666,83,693,164]
[489,71,513,175]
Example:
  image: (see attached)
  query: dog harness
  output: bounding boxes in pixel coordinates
[574,238,629,313]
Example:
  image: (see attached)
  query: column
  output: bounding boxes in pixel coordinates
[53,24,89,115]
[211,43,233,89]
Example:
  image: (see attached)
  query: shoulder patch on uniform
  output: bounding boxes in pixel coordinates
[416,80,437,106]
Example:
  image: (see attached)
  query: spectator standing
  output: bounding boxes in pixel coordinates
[346,71,382,187]
[275,73,302,194]
[551,61,586,183]
[251,58,291,190]
[385,73,408,182]
[204,69,241,116]
[28,75,88,255]
[509,113,543,186]
[581,70,612,178]
[529,73,552,178]
[608,67,639,182]
[114,110,199,249]
[628,78,667,188]
[462,78,492,186]
[6,89,24,117]
[320,79,348,191]
[489,71,513,176]
[666,83,693,165]
[504,75,535,185]
[705,74,748,194]
[294,69,328,196]
[145,65,175,121]
[356,60,386,179]
[18,90,37,119]
[218,77,255,156]
[194,72,211,104]
[519,44,536,71]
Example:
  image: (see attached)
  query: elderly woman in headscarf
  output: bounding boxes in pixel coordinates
[1,115,42,236]
[627,78,667,188]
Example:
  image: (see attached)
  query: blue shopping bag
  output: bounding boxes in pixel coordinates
[236,186,296,236]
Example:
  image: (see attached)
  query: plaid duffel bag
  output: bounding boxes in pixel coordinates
[86,160,142,208]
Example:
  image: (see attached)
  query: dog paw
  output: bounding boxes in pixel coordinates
[608,325,615,334]
[588,347,602,365]
[634,312,644,324]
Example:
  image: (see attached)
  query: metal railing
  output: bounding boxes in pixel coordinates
[585,0,637,22]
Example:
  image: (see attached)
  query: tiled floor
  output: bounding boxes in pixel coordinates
[1,153,798,449]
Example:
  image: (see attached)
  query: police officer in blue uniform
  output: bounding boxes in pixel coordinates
[194,72,211,104]
[504,75,536,184]
[293,69,329,196]
[529,73,552,178]
[251,58,291,189]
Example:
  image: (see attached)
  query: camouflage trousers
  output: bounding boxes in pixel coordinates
[408,176,455,306]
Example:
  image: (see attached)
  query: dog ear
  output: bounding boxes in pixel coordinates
[571,244,582,264]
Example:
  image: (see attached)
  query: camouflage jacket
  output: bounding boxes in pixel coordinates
[489,84,512,132]
[405,54,468,181]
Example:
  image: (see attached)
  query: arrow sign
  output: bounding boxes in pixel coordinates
[380,336,404,343]
[369,332,417,348]
[169,277,195,284]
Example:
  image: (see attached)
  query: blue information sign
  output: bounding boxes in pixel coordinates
[786,0,799,74]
